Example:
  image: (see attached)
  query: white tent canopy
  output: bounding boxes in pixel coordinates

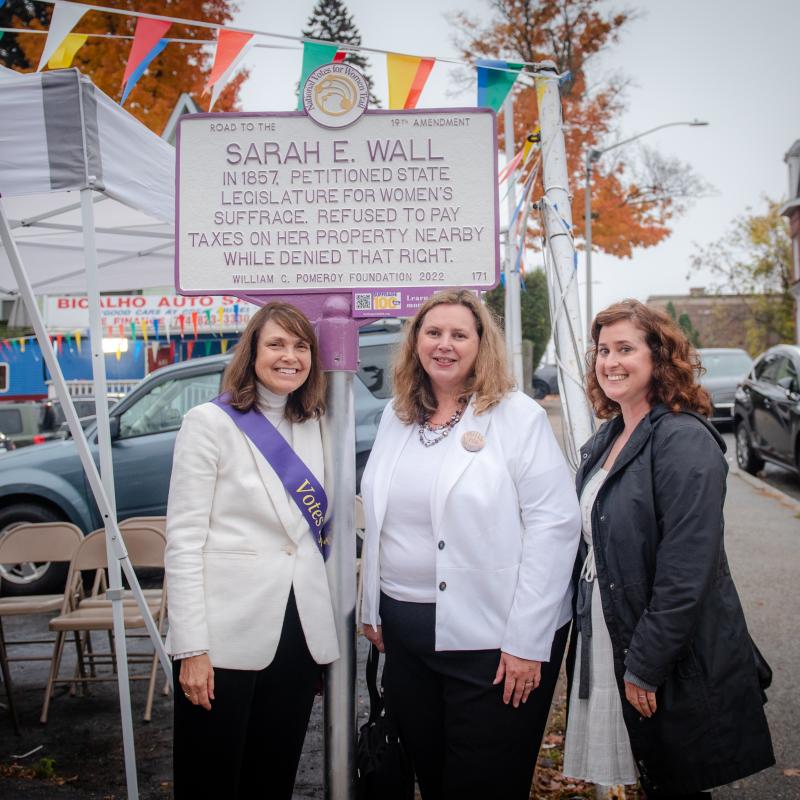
[0,68,174,296]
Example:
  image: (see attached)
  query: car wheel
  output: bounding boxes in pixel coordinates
[532,379,550,400]
[0,503,68,597]
[735,422,764,476]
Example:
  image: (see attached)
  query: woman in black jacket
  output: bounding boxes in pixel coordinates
[562,300,774,799]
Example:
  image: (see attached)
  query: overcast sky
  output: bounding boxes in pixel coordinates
[231,0,800,323]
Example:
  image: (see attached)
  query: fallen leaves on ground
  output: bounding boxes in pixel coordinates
[0,761,78,785]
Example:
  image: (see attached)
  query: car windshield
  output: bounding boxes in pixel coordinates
[702,352,752,379]
[357,343,395,400]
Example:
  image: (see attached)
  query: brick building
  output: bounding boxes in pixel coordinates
[780,139,800,343]
[647,288,785,352]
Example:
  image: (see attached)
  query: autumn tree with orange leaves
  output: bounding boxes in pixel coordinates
[0,0,246,135]
[452,0,707,257]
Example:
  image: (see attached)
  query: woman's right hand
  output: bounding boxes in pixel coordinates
[363,624,384,652]
[179,653,215,711]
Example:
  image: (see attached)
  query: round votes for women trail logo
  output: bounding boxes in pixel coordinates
[303,62,369,128]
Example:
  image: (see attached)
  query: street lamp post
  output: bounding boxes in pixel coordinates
[584,119,709,339]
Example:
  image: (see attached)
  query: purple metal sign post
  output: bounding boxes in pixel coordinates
[236,290,360,800]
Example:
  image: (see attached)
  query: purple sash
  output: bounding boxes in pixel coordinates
[212,395,330,561]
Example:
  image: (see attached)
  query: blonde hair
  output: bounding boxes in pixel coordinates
[392,290,514,424]
[222,302,326,421]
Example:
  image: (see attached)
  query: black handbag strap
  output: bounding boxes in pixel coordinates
[366,644,383,725]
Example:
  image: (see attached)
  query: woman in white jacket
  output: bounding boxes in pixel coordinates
[361,290,581,800]
[165,302,339,800]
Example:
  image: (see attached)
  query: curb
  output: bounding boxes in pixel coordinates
[729,464,800,515]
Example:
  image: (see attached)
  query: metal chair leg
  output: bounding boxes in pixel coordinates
[71,631,89,696]
[40,630,66,724]
[0,619,21,735]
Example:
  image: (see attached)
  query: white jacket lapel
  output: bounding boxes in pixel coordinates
[431,401,492,534]
[371,413,415,535]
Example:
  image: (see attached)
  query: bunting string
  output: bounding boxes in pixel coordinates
[9,0,558,76]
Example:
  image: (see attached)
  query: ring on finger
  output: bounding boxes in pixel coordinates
[184,692,191,698]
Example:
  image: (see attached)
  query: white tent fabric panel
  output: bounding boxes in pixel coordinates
[95,84,174,223]
[0,76,53,196]
[0,69,174,221]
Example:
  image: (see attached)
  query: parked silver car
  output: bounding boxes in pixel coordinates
[698,348,753,426]
[0,326,399,595]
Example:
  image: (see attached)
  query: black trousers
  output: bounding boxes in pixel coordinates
[173,590,321,800]
[379,592,569,800]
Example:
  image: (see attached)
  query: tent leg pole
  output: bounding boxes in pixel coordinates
[1,193,172,800]
[81,188,139,800]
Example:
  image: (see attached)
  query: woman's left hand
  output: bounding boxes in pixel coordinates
[624,679,657,718]
[493,651,541,708]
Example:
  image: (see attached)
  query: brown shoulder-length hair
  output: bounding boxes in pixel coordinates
[392,289,514,424]
[586,299,711,419]
[222,302,326,421]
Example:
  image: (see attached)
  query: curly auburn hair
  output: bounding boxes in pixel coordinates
[586,299,711,419]
[392,290,514,424]
[222,302,326,422]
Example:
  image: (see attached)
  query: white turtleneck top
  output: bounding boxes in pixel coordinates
[255,383,293,447]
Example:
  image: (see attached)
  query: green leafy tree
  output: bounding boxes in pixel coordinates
[665,302,701,347]
[302,0,380,107]
[0,0,50,69]
[677,312,701,348]
[451,0,710,257]
[689,197,796,354]
[485,269,551,368]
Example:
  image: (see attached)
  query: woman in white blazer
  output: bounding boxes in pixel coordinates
[361,290,581,800]
[166,302,339,800]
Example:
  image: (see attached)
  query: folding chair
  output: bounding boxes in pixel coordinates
[118,516,166,536]
[41,525,168,723]
[0,521,84,734]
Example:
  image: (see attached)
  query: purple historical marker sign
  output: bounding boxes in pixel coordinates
[174,109,500,316]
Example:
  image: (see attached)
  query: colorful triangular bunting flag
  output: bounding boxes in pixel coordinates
[47,32,88,69]
[476,59,523,112]
[121,37,167,104]
[208,29,254,111]
[122,17,171,88]
[37,1,89,72]
[386,53,435,110]
[297,41,338,110]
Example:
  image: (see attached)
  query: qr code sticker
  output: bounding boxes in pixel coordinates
[354,293,373,311]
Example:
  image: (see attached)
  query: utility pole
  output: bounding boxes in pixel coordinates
[503,94,524,387]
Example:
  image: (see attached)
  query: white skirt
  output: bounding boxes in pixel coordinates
[562,579,638,785]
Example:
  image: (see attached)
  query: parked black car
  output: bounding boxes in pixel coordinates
[697,348,753,427]
[733,344,800,479]
[531,363,559,399]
